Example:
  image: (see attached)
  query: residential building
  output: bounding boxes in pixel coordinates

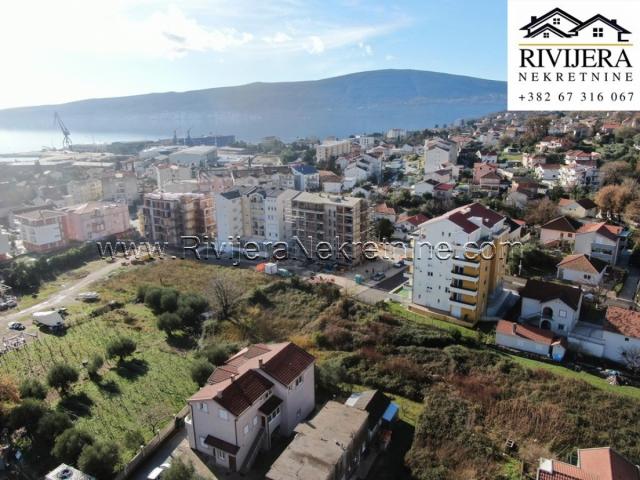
[15,209,68,253]
[557,254,607,286]
[537,447,640,480]
[45,464,95,480]
[600,307,640,365]
[424,138,458,175]
[343,154,382,184]
[575,222,625,265]
[519,279,582,335]
[0,230,10,260]
[473,163,498,184]
[291,164,320,191]
[169,146,218,166]
[142,192,214,245]
[558,198,598,219]
[412,203,510,323]
[385,128,407,140]
[495,320,567,361]
[265,189,299,243]
[316,140,352,162]
[66,178,103,205]
[535,163,562,185]
[355,135,375,149]
[318,170,343,194]
[345,389,398,444]
[266,401,368,480]
[374,203,396,222]
[102,171,139,205]
[540,216,582,246]
[288,192,371,265]
[155,163,192,190]
[414,179,441,197]
[559,162,599,189]
[522,153,547,168]
[186,343,315,473]
[62,202,130,242]
[476,149,498,163]
[434,183,455,199]
[395,213,429,236]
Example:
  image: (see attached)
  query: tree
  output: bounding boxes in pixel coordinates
[144,287,164,312]
[78,440,121,480]
[53,428,95,465]
[595,185,618,217]
[123,430,145,453]
[0,375,20,404]
[157,312,182,335]
[625,199,640,224]
[622,346,640,374]
[163,458,203,480]
[19,378,48,400]
[9,399,48,434]
[160,289,179,313]
[375,218,395,240]
[600,160,632,185]
[87,354,104,379]
[190,359,214,387]
[106,336,137,362]
[47,363,79,395]
[140,404,172,435]
[36,411,72,444]
[524,198,558,225]
[210,274,243,322]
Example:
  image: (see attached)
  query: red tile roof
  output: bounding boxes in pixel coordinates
[261,342,315,386]
[520,279,582,310]
[542,216,582,233]
[214,369,273,417]
[577,223,622,242]
[497,320,565,346]
[539,447,640,480]
[604,307,640,339]
[557,254,608,274]
[434,183,455,191]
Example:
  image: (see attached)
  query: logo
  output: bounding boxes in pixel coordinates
[508,0,640,111]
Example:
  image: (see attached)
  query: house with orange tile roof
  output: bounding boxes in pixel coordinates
[556,254,608,286]
[496,320,567,360]
[537,447,640,480]
[574,222,626,265]
[186,342,315,473]
[601,307,640,365]
[558,198,598,219]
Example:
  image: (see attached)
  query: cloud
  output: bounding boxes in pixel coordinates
[358,42,373,56]
[263,32,293,44]
[306,36,326,54]
[385,54,396,61]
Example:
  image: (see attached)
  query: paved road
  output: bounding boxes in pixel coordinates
[0,260,125,329]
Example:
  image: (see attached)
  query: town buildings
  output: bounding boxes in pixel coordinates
[316,140,352,162]
[537,447,640,480]
[169,146,218,166]
[411,203,510,323]
[62,202,130,242]
[186,342,315,473]
[424,138,458,175]
[289,192,371,265]
[102,171,139,205]
[15,209,68,253]
[142,192,214,245]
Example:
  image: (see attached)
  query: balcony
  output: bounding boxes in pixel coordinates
[451,270,479,283]
[452,256,480,269]
[450,284,478,297]
[449,295,477,310]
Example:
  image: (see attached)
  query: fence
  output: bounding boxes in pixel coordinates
[116,405,190,480]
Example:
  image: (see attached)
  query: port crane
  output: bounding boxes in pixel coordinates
[53,112,72,149]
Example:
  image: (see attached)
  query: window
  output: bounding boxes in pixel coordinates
[218,409,229,421]
[625,337,630,342]
[553,17,560,25]
[216,449,226,460]
[593,27,603,38]
[198,402,208,413]
[199,436,207,448]
[253,416,258,427]
[558,324,565,331]
[543,32,550,38]
[559,310,567,318]
[295,375,304,387]
[243,424,250,436]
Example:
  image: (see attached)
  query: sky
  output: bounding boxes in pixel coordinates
[0,0,507,110]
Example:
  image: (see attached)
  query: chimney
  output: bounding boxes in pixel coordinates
[611,19,617,24]
[512,323,517,334]
[259,359,263,368]
[531,15,537,23]
[231,375,236,383]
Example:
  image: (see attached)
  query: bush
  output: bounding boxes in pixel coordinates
[160,289,179,313]
[36,411,72,444]
[53,428,94,465]
[144,287,164,312]
[87,354,104,378]
[190,359,214,386]
[136,284,149,302]
[9,399,48,434]
[198,343,237,366]
[123,430,145,452]
[19,378,48,400]
[157,312,182,335]
[163,458,201,480]
[78,440,121,480]
[106,336,137,362]
[47,363,79,395]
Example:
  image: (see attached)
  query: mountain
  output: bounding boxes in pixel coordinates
[0,69,506,141]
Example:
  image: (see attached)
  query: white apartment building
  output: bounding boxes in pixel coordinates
[186,343,315,473]
[424,138,458,175]
[102,171,139,205]
[316,140,352,162]
[558,162,599,189]
[215,187,298,243]
[66,178,103,205]
[355,135,375,149]
[343,154,382,184]
[412,203,509,323]
[15,210,68,253]
[155,164,193,190]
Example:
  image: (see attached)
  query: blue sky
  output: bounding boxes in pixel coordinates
[0,0,507,109]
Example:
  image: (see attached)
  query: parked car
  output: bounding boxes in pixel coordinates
[147,462,171,480]
[372,272,386,281]
[76,292,100,302]
[393,260,405,268]
[8,322,25,330]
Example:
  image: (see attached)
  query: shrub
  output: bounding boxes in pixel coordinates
[78,440,120,480]
[144,287,164,312]
[190,359,214,387]
[87,354,104,378]
[106,336,137,362]
[19,378,48,400]
[160,289,179,312]
[36,411,72,444]
[9,399,48,434]
[157,312,182,335]
[47,363,79,395]
[136,284,149,302]
[163,458,200,480]
[123,430,145,452]
[198,343,237,366]
[53,428,94,465]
